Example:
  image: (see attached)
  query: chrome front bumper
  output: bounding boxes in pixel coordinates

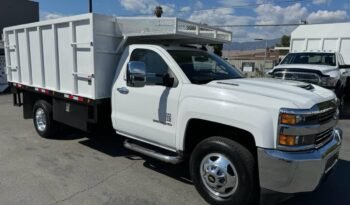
[258,128,342,193]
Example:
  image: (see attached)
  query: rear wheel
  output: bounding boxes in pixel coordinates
[190,136,259,205]
[33,100,55,138]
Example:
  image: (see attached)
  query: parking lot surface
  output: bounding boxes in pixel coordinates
[0,93,349,205]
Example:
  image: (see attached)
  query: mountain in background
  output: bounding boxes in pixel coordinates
[224,38,282,51]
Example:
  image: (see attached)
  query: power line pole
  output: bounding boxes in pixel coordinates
[255,38,267,71]
[89,0,93,13]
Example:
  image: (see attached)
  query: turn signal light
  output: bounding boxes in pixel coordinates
[281,114,297,125]
[279,135,297,146]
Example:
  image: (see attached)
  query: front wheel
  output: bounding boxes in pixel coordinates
[190,137,259,205]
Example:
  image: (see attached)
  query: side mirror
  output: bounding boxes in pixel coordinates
[127,61,146,87]
[339,64,350,69]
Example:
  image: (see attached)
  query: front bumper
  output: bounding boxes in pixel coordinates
[258,128,342,193]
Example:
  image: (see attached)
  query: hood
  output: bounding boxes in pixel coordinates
[273,64,337,75]
[206,78,335,108]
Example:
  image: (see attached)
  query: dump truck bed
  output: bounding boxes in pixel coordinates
[3,13,232,99]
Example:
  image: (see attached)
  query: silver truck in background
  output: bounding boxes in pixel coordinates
[268,51,350,106]
[268,23,350,106]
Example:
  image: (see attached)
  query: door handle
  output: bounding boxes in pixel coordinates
[117,87,129,94]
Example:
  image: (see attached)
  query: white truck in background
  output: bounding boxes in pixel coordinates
[4,14,343,204]
[269,23,350,105]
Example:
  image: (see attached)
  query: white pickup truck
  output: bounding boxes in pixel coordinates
[3,13,343,204]
[268,51,350,106]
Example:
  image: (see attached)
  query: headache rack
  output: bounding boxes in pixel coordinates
[115,17,232,44]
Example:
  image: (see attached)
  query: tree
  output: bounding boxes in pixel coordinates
[211,44,223,56]
[277,35,290,47]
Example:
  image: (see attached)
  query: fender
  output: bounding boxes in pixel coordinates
[175,96,281,151]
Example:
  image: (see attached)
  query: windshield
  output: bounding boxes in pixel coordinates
[281,53,336,66]
[168,50,243,84]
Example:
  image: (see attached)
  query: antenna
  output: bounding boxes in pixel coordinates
[89,0,93,13]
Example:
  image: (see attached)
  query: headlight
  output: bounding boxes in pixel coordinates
[279,135,298,146]
[280,113,304,125]
[278,110,316,150]
[320,77,338,87]
[278,134,314,147]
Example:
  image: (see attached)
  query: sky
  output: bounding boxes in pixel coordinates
[36,0,350,42]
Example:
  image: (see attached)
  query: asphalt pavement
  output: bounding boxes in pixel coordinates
[0,93,349,205]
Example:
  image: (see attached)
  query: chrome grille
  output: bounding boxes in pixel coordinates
[304,100,337,124]
[305,108,337,124]
[273,71,320,84]
[307,100,337,148]
[318,109,337,123]
[315,128,334,147]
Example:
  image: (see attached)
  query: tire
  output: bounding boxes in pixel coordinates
[190,136,259,205]
[33,100,55,138]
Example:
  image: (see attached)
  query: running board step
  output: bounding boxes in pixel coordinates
[123,140,183,164]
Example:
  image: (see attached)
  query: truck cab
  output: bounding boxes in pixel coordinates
[268,51,350,106]
[113,44,343,203]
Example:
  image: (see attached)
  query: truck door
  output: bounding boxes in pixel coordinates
[112,47,181,149]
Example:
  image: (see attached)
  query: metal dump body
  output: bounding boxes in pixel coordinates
[290,22,350,64]
[3,13,232,99]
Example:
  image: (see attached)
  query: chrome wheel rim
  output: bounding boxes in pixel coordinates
[35,108,47,132]
[200,153,238,198]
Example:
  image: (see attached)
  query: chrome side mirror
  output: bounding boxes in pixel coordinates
[127,61,146,87]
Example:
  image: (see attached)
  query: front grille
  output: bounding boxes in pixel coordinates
[318,109,337,123]
[304,99,337,124]
[318,100,337,111]
[308,100,337,148]
[315,128,334,146]
[305,108,337,124]
[274,71,320,84]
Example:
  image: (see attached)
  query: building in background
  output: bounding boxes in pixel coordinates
[273,47,290,61]
[0,0,39,91]
[223,47,289,77]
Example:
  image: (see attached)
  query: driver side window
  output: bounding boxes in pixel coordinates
[130,49,177,86]
[130,49,168,76]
